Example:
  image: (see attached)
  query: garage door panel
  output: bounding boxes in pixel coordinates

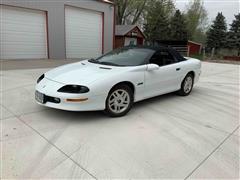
[68,46,101,52]
[69,45,102,50]
[2,34,46,42]
[3,44,47,49]
[2,7,46,21]
[2,28,45,36]
[67,36,102,41]
[0,5,47,59]
[67,29,101,34]
[65,6,102,58]
[2,16,46,23]
[66,27,102,36]
[2,20,46,28]
[2,23,46,33]
[2,41,46,46]
[2,45,47,57]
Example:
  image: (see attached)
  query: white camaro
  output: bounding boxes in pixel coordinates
[35,46,201,117]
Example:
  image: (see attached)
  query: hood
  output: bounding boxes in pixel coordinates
[45,60,124,85]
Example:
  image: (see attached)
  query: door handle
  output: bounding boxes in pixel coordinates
[176,68,181,71]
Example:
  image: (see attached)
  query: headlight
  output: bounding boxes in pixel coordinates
[37,74,44,83]
[57,85,89,93]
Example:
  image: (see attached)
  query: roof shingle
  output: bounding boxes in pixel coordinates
[115,25,137,36]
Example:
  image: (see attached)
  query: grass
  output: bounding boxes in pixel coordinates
[189,53,204,60]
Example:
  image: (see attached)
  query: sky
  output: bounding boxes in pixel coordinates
[175,0,240,27]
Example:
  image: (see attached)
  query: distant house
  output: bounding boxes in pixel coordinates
[115,25,145,49]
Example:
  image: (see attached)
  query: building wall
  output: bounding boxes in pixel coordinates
[114,36,124,49]
[124,37,137,46]
[114,36,144,49]
[188,42,201,55]
[125,26,144,38]
[1,0,114,59]
[114,27,145,49]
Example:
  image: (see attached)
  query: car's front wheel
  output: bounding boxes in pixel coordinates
[104,84,133,117]
[177,73,194,96]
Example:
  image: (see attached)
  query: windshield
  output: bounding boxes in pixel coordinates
[88,48,155,66]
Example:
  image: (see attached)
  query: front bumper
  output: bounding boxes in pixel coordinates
[35,78,106,111]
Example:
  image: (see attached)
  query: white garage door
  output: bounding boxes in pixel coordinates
[0,5,48,59]
[65,6,103,58]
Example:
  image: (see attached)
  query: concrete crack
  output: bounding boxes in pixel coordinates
[1,104,98,180]
[184,126,240,179]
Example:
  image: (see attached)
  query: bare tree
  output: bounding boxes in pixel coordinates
[184,0,208,41]
[113,0,147,25]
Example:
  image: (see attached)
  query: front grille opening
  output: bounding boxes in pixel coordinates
[45,95,61,104]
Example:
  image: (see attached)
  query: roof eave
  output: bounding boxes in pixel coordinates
[97,0,114,5]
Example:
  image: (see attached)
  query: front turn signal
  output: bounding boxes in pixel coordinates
[66,98,88,102]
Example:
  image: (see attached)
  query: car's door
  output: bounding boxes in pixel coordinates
[144,49,184,98]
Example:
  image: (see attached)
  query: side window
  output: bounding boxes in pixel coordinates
[149,51,163,66]
[149,49,176,66]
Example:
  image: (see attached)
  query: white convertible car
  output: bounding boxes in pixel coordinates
[35,46,201,117]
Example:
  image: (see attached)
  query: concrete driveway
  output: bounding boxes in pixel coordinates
[1,62,239,179]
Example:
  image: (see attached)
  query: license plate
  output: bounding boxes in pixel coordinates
[35,91,45,104]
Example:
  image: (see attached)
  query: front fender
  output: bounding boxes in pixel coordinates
[88,67,146,102]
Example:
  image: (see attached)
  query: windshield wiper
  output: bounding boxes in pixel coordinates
[88,58,99,63]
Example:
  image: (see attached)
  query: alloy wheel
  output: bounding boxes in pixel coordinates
[108,89,130,114]
[183,76,193,93]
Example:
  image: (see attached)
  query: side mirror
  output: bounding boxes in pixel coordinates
[147,64,159,71]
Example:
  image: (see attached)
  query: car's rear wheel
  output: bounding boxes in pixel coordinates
[104,84,133,117]
[177,73,194,96]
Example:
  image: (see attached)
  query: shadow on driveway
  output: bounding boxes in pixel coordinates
[41,92,178,121]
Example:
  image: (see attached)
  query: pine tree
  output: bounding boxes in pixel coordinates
[226,13,240,55]
[206,12,227,50]
[170,10,188,41]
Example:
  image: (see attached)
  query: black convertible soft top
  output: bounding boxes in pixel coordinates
[123,45,186,62]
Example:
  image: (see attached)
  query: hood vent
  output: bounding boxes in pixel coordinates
[99,67,112,70]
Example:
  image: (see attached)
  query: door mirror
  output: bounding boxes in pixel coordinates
[147,64,159,71]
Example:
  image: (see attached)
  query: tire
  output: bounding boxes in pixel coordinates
[177,73,194,96]
[104,84,134,117]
